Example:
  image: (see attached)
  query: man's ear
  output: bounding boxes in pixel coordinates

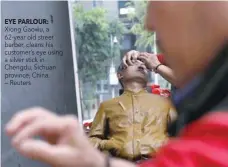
[117,73,123,80]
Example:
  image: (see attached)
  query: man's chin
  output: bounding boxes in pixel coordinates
[132,75,148,84]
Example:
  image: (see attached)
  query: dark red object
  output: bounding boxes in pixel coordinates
[151,84,160,89]
[160,89,171,97]
[139,112,228,167]
[157,54,165,64]
[83,122,90,127]
[150,84,171,97]
[152,88,161,95]
[83,122,92,128]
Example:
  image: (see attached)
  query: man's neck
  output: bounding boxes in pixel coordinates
[124,81,146,93]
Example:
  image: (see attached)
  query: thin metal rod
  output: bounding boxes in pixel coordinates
[154,33,159,84]
[68,1,83,125]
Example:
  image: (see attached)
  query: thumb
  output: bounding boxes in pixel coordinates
[16,139,76,166]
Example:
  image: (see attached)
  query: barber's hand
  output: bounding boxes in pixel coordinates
[122,50,140,67]
[139,52,161,71]
[5,107,105,167]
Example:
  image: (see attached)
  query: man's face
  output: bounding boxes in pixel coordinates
[118,60,149,84]
[146,2,227,87]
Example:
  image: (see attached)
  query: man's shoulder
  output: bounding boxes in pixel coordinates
[145,92,165,99]
[100,96,122,108]
[145,93,172,105]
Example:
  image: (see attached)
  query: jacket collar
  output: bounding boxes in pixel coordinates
[169,43,228,136]
[123,89,148,96]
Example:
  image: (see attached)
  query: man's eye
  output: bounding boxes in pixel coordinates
[122,66,126,70]
[137,58,143,62]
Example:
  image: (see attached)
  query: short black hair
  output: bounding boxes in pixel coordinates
[117,62,125,88]
[117,62,125,73]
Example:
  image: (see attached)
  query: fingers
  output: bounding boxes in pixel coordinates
[139,52,149,59]
[16,139,78,166]
[140,52,159,62]
[122,55,127,67]
[16,139,59,164]
[139,53,157,70]
[138,53,148,63]
[11,117,63,145]
[135,59,144,64]
[5,107,55,136]
[122,51,156,67]
[57,115,89,148]
[123,50,140,67]
[126,53,134,66]
[5,108,97,167]
[9,113,79,146]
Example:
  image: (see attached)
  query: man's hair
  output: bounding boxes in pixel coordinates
[117,63,125,88]
[117,62,125,73]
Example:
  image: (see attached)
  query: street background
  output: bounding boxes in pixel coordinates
[73,0,170,121]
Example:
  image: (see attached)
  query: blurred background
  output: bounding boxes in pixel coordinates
[71,0,171,122]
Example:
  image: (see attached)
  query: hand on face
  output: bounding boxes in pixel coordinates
[122,50,160,71]
[5,107,104,167]
[122,50,140,67]
[138,52,161,70]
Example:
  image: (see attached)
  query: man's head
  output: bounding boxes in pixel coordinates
[146,2,228,87]
[117,60,149,88]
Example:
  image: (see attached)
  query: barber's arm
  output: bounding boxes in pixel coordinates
[155,65,178,88]
[139,52,179,87]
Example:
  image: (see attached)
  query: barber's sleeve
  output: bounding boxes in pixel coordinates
[89,103,107,150]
